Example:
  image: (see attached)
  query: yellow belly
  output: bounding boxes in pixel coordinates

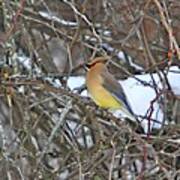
[89,85,121,109]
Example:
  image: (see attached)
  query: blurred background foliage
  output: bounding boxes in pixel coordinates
[0,0,180,179]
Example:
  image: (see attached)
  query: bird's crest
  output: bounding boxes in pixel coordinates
[85,56,110,70]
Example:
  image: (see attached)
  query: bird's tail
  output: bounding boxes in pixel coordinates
[120,106,137,122]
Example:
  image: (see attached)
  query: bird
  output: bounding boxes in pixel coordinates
[85,56,136,121]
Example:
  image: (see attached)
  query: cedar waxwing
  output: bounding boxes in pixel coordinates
[85,57,136,121]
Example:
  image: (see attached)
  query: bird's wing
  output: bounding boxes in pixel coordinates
[101,69,134,115]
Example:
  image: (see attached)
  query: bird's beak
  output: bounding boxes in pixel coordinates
[84,62,89,71]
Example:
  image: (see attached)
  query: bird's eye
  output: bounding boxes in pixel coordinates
[85,59,105,70]
[86,61,99,69]
[85,63,91,68]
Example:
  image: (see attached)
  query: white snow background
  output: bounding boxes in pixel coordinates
[67,66,180,132]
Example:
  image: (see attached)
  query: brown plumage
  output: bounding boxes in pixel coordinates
[86,57,135,120]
